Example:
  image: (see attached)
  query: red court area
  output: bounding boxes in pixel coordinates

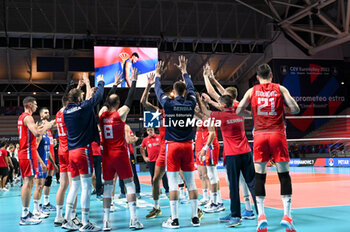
[138,170,350,209]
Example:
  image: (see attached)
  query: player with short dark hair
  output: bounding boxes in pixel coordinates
[18,96,52,225]
[198,93,257,228]
[155,57,200,228]
[121,52,139,87]
[237,63,300,232]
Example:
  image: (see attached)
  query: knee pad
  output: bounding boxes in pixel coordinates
[103,184,113,199]
[278,172,292,195]
[125,181,136,195]
[206,166,219,184]
[44,176,52,187]
[168,172,180,191]
[255,173,267,197]
[182,171,197,191]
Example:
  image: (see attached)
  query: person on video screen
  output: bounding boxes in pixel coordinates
[121,52,139,87]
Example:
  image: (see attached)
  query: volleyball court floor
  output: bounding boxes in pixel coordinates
[0,166,349,232]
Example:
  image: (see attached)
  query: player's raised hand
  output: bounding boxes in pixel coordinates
[201,93,211,103]
[209,69,215,80]
[131,67,139,82]
[174,55,188,74]
[82,72,90,83]
[203,63,211,78]
[96,74,104,83]
[114,71,123,86]
[155,60,167,77]
[147,72,156,86]
[77,75,85,89]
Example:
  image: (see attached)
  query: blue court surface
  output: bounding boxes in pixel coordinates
[0,167,349,232]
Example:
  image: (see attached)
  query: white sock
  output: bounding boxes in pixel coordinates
[179,187,185,198]
[282,196,292,217]
[170,200,178,220]
[128,201,137,220]
[256,196,265,217]
[217,190,222,203]
[22,207,29,217]
[190,199,198,218]
[33,200,39,212]
[203,189,208,200]
[57,205,63,218]
[210,191,218,204]
[81,177,92,224]
[65,179,81,221]
[82,210,89,225]
[44,195,50,205]
[103,208,110,222]
[244,196,252,211]
[72,209,76,218]
[154,200,159,209]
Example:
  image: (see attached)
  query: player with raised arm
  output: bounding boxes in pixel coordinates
[99,68,143,231]
[236,64,300,232]
[155,57,200,228]
[198,92,257,228]
[140,71,170,219]
[18,96,52,225]
[62,74,105,231]
[54,94,82,227]
[202,64,255,219]
[121,52,139,87]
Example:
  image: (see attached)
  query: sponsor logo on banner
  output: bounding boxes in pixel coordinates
[326,158,350,167]
[289,158,316,166]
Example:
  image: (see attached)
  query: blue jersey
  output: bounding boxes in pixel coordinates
[155,73,196,142]
[121,59,133,87]
[64,80,105,150]
[37,132,50,165]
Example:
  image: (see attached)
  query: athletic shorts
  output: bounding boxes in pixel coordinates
[19,158,37,178]
[166,140,195,172]
[0,167,9,177]
[253,133,289,163]
[196,144,220,166]
[47,161,54,171]
[36,160,47,179]
[68,146,94,178]
[155,143,166,167]
[59,149,69,173]
[102,149,133,181]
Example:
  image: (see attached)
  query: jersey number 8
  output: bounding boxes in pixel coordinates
[104,125,114,139]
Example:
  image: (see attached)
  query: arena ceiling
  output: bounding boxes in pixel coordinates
[0,0,349,90]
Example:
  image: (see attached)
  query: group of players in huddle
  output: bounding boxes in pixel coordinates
[17,55,299,232]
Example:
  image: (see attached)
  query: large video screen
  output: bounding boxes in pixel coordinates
[94,46,158,87]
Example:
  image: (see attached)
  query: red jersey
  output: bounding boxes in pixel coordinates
[91,141,101,156]
[141,134,161,162]
[128,129,135,154]
[211,108,251,156]
[47,129,55,161]
[0,148,8,167]
[18,112,37,160]
[251,83,285,134]
[195,118,219,153]
[99,111,127,151]
[56,110,68,152]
